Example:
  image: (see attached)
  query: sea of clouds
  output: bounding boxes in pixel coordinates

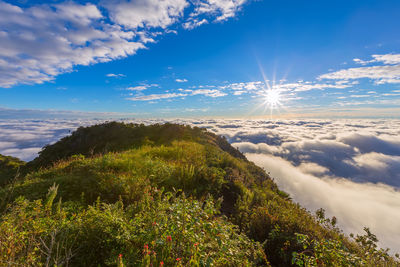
[1,118,399,253]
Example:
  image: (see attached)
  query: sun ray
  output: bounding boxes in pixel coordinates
[245,61,286,119]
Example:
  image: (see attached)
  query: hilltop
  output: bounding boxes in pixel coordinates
[0,122,398,266]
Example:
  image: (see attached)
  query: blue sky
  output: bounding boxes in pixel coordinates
[1,0,400,118]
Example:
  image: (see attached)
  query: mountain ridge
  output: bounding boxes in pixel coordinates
[0,122,398,266]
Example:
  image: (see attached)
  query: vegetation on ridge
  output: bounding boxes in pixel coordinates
[0,154,25,186]
[0,122,398,266]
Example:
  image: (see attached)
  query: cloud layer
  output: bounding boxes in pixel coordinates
[0,119,101,160]
[190,118,400,252]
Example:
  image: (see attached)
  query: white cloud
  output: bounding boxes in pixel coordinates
[126,92,187,101]
[106,73,126,78]
[176,118,400,251]
[350,94,370,98]
[131,88,227,100]
[354,54,400,65]
[0,119,104,160]
[175,78,188,82]
[321,54,400,85]
[104,0,188,29]
[298,162,329,175]
[182,18,208,29]
[217,80,355,95]
[190,89,227,97]
[319,65,400,84]
[0,1,143,88]
[233,90,245,95]
[0,0,248,88]
[191,0,247,21]
[220,81,265,91]
[274,80,356,92]
[1,147,42,161]
[127,85,149,91]
[372,54,400,65]
[247,153,400,253]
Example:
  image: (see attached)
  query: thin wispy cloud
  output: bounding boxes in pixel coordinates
[126,92,187,101]
[190,89,227,97]
[320,54,400,85]
[353,54,400,65]
[126,85,149,91]
[106,73,126,78]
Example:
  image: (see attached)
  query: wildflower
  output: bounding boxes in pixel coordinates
[118,254,124,267]
[194,243,198,247]
[152,222,157,226]
[160,261,164,266]
[176,258,181,261]
[166,235,172,242]
[143,244,149,254]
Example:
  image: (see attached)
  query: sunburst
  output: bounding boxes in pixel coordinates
[259,87,284,118]
[263,89,281,110]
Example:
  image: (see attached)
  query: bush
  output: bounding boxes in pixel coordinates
[0,185,268,266]
[0,154,25,186]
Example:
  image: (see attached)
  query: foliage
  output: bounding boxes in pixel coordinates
[0,185,77,266]
[291,211,400,267]
[0,185,267,266]
[26,122,243,170]
[0,154,25,186]
[292,233,364,266]
[0,122,398,266]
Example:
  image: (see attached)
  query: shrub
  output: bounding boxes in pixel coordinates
[0,185,269,266]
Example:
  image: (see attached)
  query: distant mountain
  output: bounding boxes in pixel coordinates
[0,122,398,266]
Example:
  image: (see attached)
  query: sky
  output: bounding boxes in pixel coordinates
[1,0,400,253]
[1,0,400,118]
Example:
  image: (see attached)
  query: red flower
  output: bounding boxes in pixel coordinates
[176,258,181,261]
[152,222,157,226]
[194,243,198,247]
[118,254,122,258]
[143,244,149,254]
[160,261,164,266]
[166,235,172,242]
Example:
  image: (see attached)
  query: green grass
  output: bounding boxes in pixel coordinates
[0,122,398,266]
[0,154,25,186]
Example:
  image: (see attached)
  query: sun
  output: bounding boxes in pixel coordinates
[264,89,281,109]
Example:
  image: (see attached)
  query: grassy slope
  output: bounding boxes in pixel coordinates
[0,122,398,266]
[0,154,25,186]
